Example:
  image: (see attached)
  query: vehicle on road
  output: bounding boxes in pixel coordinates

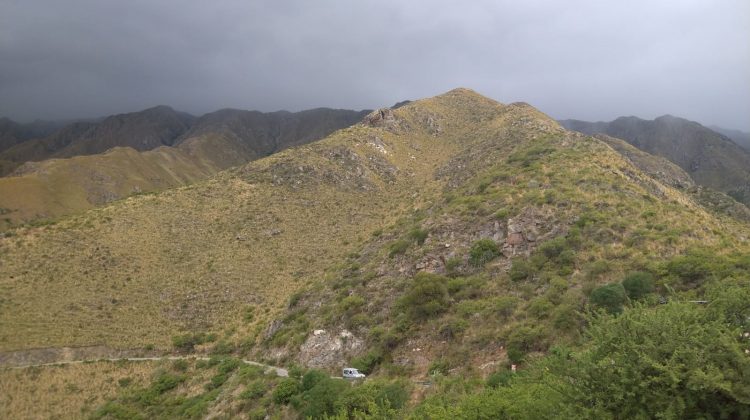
[342,367,365,379]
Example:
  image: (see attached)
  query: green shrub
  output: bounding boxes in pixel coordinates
[486,369,513,388]
[428,359,451,375]
[621,271,655,300]
[273,378,301,404]
[445,256,462,276]
[240,380,267,400]
[589,283,628,314]
[408,228,429,245]
[352,349,383,374]
[171,332,213,352]
[469,239,501,266]
[488,296,519,318]
[339,295,365,313]
[505,325,546,364]
[397,272,450,320]
[388,239,410,257]
[509,258,533,281]
[171,360,189,372]
[439,318,469,340]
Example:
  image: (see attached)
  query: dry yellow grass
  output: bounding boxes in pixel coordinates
[0,361,155,419]
[0,89,497,352]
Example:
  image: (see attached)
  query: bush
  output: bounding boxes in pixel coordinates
[486,369,513,388]
[301,369,329,392]
[408,228,429,245]
[397,272,450,320]
[171,332,214,353]
[352,349,383,374]
[273,378,301,404]
[388,239,410,257]
[469,239,501,266]
[621,271,655,300]
[428,359,451,375]
[438,318,469,340]
[589,283,628,314]
[505,326,545,363]
[509,258,533,282]
[488,296,519,318]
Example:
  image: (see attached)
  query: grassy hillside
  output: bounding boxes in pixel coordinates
[560,116,750,206]
[2,89,749,418]
[0,108,367,229]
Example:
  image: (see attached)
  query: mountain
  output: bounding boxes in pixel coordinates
[560,115,750,205]
[709,125,750,151]
[0,106,194,175]
[2,89,749,418]
[0,107,368,229]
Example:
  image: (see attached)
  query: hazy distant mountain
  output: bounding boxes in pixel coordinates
[560,115,750,205]
[0,118,65,153]
[179,107,370,160]
[0,107,369,226]
[709,125,750,151]
[0,106,194,174]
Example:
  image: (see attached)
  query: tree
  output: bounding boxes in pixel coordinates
[589,283,628,314]
[549,303,750,418]
[621,271,654,300]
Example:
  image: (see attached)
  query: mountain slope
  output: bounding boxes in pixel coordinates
[1,89,747,357]
[710,125,750,151]
[0,107,194,176]
[2,89,750,419]
[0,108,367,228]
[560,116,750,205]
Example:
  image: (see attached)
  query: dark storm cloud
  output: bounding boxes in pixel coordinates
[1,0,748,129]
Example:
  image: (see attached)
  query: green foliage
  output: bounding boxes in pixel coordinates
[397,272,450,321]
[589,283,628,314]
[334,379,409,417]
[438,318,469,340]
[352,349,384,374]
[509,258,533,281]
[408,227,429,245]
[428,359,452,376]
[505,325,546,363]
[301,369,329,392]
[339,295,365,313]
[444,256,462,276]
[507,145,555,167]
[468,239,500,267]
[239,380,266,400]
[272,378,300,404]
[621,271,655,300]
[388,239,411,257]
[486,369,513,388]
[549,303,750,418]
[488,296,519,318]
[296,376,350,419]
[171,332,215,352]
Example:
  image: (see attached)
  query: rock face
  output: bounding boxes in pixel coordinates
[298,329,364,368]
[363,108,399,131]
[501,207,565,257]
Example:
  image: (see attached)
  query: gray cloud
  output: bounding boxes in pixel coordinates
[1,0,748,130]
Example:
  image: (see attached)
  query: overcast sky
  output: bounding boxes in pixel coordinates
[1,0,748,130]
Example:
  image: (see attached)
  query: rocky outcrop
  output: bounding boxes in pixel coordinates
[362,108,401,131]
[298,329,364,368]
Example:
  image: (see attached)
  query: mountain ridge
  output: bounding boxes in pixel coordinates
[559,115,750,206]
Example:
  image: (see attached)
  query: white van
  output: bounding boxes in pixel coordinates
[342,368,365,378]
